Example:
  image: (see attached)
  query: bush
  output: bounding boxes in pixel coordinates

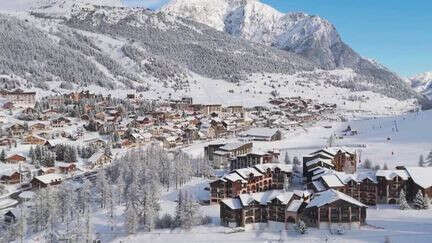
[296,220,307,234]
[156,214,173,229]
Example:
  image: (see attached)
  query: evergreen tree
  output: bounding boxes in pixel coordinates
[419,155,425,167]
[364,159,372,169]
[383,163,389,170]
[399,189,410,210]
[284,153,291,164]
[426,150,432,166]
[125,203,138,234]
[326,134,336,147]
[29,146,37,164]
[293,156,300,165]
[0,149,6,162]
[413,190,428,209]
[174,190,201,230]
[296,220,307,234]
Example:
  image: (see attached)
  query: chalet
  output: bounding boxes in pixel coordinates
[57,162,77,174]
[30,123,47,132]
[40,109,59,120]
[376,169,409,204]
[229,149,280,170]
[84,138,106,149]
[0,138,14,147]
[205,142,253,169]
[404,167,432,201]
[220,190,306,227]
[310,171,378,205]
[44,139,64,150]
[31,173,63,188]
[0,170,21,184]
[0,89,36,107]
[45,95,65,109]
[303,189,367,229]
[303,147,357,182]
[23,134,46,145]
[51,117,71,128]
[181,96,193,105]
[4,209,20,224]
[88,151,112,169]
[5,154,26,164]
[6,123,27,137]
[202,104,223,115]
[226,105,244,115]
[210,163,292,204]
[239,128,282,141]
[2,101,14,110]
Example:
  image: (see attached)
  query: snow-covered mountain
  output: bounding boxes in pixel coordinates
[409,72,432,101]
[0,0,420,108]
[162,0,342,69]
[162,0,418,99]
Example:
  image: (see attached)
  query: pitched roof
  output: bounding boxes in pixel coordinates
[306,189,366,208]
[221,198,242,210]
[219,142,249,151]
[254,163,292,173]
[376,170,409,181]
[287,199,303,212]
[405,167,432,189]
[34,174,63,185]
[240,128,280,138]
[321,174,345,188]
[238,190,285,206]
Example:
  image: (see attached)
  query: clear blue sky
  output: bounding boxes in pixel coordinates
[125,0,432,77]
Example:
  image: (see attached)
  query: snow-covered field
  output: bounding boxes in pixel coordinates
[184,109,432,169]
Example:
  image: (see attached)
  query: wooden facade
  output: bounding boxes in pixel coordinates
[229,151,280,171]
[302,189,367,229]
[210,164,292,204]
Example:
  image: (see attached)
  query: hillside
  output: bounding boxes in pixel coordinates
[162,0,416,100]
[0,0,420,110]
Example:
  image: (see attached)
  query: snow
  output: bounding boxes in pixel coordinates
[221,198,242,210]
[219,142,249,151]
[33,173,64,184]
[307,189,366,208]
[239,127,279,138]
[254,163,293,173]
[376,169,409,181]
[320,174,345,188]
[405,167,432,189]
[238,189,285,206]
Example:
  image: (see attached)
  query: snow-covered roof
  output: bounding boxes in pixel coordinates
[0,169,19,177]
[405,167,432,189]
[321,174,344,188]
[306,189,366,208]
[254,163,292,173]
[287,199,303,212]
[235,167,262,178]
[240,127,280,138]
[19,191,36,200]
[305,158,334,167]
[224,173,247,183]
[272,192,295,204]
[34,173,63,184]
[220,198,241,210]
[312,180,327,192]
[376,170,409,181]
[239,190,285,206]
[219,142,249,151]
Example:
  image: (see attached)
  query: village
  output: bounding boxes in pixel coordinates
[0,88,337,192]
[0,88,432,241]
